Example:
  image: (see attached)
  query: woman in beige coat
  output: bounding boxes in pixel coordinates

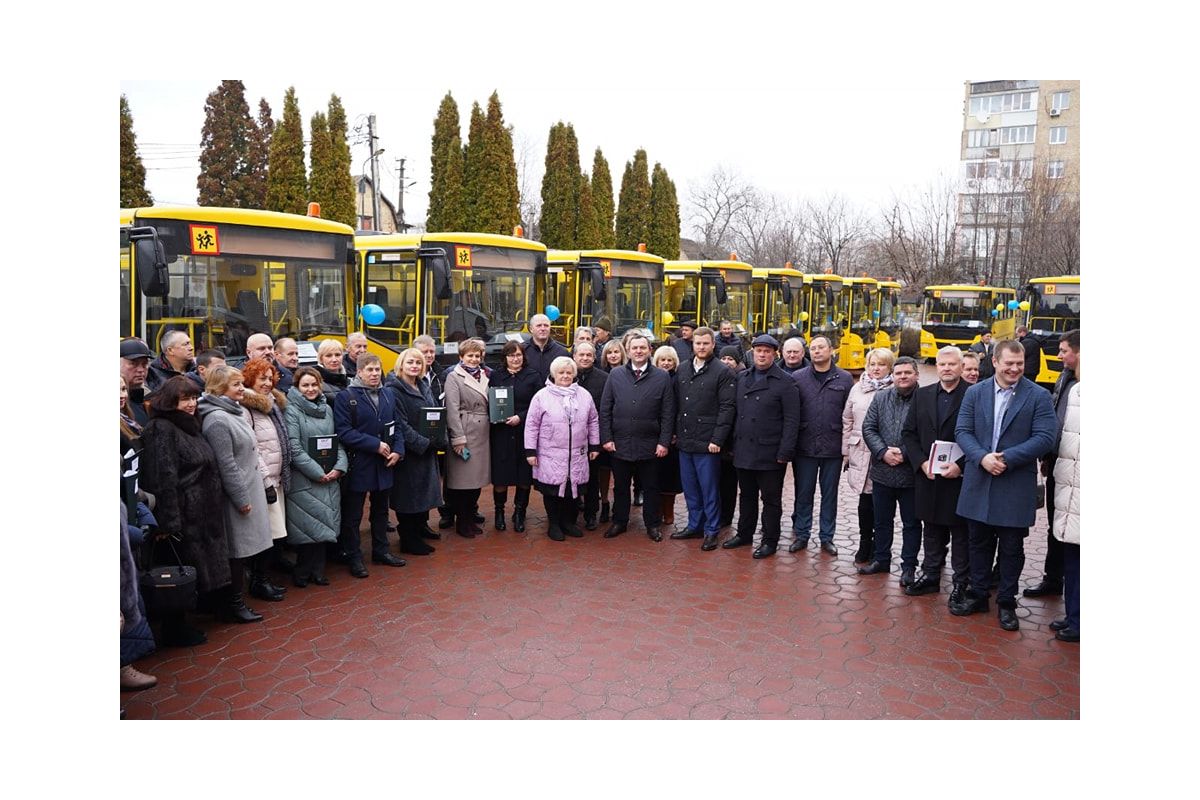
[842,347,895,563]
[444,338,492,537]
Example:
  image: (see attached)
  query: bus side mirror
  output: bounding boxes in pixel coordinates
[590,269,607,302]
[715,275,728,305]
[420,248,453,300]
[781,283,792,304]
[863,289,873,308]
[129,227,169,298]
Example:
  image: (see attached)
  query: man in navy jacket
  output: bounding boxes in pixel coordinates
[950,340,1056,631]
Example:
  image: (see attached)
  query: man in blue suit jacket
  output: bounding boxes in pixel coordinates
[950,340,1056,631]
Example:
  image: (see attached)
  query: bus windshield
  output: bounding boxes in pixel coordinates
[613,277,658,333]
[705,282,749,329]
[809,281,842,339]
[665,274,699,325]
[848,285,876,333]
[1028,284,1081,332]
[923,291,991,326]
[427,267,533,341]
[878,287,901,331]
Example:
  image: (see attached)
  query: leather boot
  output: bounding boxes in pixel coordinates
[854,532,874,564]
[661,495,675,527]
[248,551,285,601]
[493,489,507,531]
[512,486,530,533]
[544,496,565,541]
[561,495,583,538]
[399,517,436,555]
[599,500,611,523]
[218,583,263,624]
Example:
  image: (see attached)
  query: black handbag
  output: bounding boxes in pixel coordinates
[139,536,197,616]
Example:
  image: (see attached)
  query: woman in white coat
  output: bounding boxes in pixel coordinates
[1051,381,1080,642]
[842,347,895,563]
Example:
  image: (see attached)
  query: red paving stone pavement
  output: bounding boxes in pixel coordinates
[124,461,1079,720]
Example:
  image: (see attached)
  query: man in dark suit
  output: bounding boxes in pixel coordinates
[523,313,571,384]
[722,335,801,559]
[968,332,995,380]
[599,333,676,541]
[950,340,1056,631]
[901,346,971,604]
[573,341,609,530]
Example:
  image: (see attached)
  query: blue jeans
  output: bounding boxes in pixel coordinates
[791,456,842,544]
[679,451,722,535]
[871,483,922,569]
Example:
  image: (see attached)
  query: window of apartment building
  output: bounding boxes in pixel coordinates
[1049,126,1068,145]
[1049,195,1064,214]
[1047,160,1066,179]
[967,129,995,148]
[969,91,1036,116]
[1051,91,1071,112]
[964,161,1001,180]
[1000,125,1036,145]
[999,159,1033,180]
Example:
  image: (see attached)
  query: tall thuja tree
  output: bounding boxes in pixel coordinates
[243,97,273,208]
[577,171,602,249]
[615,148,652,250]
[325,94,357,228]
[120,95,152,207]
[538,121,582,248]
[648,162,681,259]
[591,148,615,248]
[197,80,257,207]
[427,92,466,231]
[308,111,335,214]
[480,91,520,235]
[265,87,308,214]
[462,101,486,230]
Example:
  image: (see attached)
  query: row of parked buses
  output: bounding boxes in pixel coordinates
[120,206,1077,385]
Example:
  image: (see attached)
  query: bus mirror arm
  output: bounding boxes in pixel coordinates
[715,275,728,306]
[128,226,170,298]
[419,247,454,301]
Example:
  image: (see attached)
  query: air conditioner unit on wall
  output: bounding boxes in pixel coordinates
[1049,108,1061,117]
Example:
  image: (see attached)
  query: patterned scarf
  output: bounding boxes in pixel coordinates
[546,380,578,422]
[861,373,893,392]
[462,363,483,381]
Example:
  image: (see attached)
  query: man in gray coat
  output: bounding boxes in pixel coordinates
[858,356,922,586]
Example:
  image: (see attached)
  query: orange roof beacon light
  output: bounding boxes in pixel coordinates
[729,251,738,260]
[513,224,524,238]
[785,261,793,269]
[307,202,322,218]
[637,242,647,252]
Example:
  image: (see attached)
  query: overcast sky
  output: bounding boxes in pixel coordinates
[121,78,966,233]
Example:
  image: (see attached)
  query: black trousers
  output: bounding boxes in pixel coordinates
[736,467,786,546]
[293,542,326,580]
[1041,475,1064,583]
[967,521,1028,608]
[920,521,970,585]
[541,483,578,528]
[719,459,739,527]
[611,458,661,528]
[340,489,391,560]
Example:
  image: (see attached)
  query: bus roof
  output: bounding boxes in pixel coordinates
[665,259,754,273]
[123,206,354,235]
[843,276,880,287]
[359,231,547,253]
[877,280,902,289]
[549,249,665,266]
[805,273,844,283]
[924,284,1016,294]
[1028,275,1080,285]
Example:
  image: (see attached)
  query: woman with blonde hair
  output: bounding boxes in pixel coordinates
[842,347,895,563]
[443,338,492,538]
[387,349,443,555]
[316,339,350,404]
[652,346,683,530]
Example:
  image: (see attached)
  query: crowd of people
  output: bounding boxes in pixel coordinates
[119,316,1080,694]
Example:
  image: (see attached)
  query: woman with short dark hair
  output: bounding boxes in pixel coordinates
[443,338,492,538]
[489,340,540,532]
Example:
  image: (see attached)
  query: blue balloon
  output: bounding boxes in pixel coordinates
[647,319,654,331]
[990,309,999,317]
[545,304,561,322]
[1007,299,1019,310]
[361,303,385,326]
[872,310,880,318]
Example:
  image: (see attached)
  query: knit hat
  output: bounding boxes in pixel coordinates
[720,345,743,361]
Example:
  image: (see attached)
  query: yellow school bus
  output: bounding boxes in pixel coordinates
[875,279,903,354]
[120,206,355,356]
[750,266,806,337]
[803,273,846,351]
[920,284,1017,355]
[547,248,666,347]
[663,259,754,338]
[1022,275,1080,385]
[839,276,881,370]
[354,231,548,370]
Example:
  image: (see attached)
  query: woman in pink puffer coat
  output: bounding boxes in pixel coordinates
[525,356,600,541]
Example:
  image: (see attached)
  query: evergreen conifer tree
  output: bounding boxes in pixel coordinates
[326,94,357,228]
[427,92,466,232]
[615,149,652,250]
[462,102,486,230]
[648,162,681,259]
[243,98,272,209]
[308,111,335,215]
[591,148,615,248]
[265,87,308,215]
[577,172,602,250]
[197,80,257,207]
[539,121,582,249]
[120,95,152,207]
[481,91,521,235]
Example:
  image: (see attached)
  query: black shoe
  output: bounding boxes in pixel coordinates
[788,538,808,553]
[349,561,369,578]
[564,524,584,538]
[599,502,611,523]
[853,537,874,564]
[421,525,441,540]
[820,540,838,557]
[1049,618,1070,631]
[753,542,777,559]
[372,553,407,567]
[399,538,435,555]
[438,516,454,530]
[949,595,989,616]
[633,490,644,507]
[1054,627,1080,642]
[584,514,597,531]
[455,521,477,539]
[1023,578,1063,598]
[948,583,968,607]
[311,574,330,586]
[494,510,506,531]
[512,507,526,533]
[548,524,566,542]
[899,568,916,587]
[292,573,308,589]
[248,579,285,602]
[722,534,752,549]
[603,523,627,538]
[701,535,719,551]
[904,575,940,596]
[857,560,890,575]
[671,528,703,540]
[998,607,1020,631]
[648,526,663,542]
[474,512,485,524]
[160,621,208,647]
[219,594,263,624]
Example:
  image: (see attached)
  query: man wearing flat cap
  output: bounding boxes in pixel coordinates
[120,338,154,426]
[671,319,697,362]
[723,334,800,559]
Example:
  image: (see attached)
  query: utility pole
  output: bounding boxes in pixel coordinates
[368,114,382,231]
[397,157,408,233]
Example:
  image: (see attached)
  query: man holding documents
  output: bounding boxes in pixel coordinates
[950,340,1056,631]
[901,347,970,603]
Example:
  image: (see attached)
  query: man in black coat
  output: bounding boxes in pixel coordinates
[273,337,299,392]
[523,313,571,385]
[671,319,697,363]
[1016,325,1042,380]
[599,333,676,541]
[574,341,609,530]
[714,320,742,351]
[901,346,971,604]
[670,326,736,552]
[120,337,154,426]
[968,332,996,380]
[722,335,800,559]
[146,330,196,393]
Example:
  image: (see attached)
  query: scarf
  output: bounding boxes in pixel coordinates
[861,373,893,393]
[462,363,483,380]
[545,380,578,422]
[120,412,142,436]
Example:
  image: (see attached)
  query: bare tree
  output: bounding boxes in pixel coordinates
[805,193,870,275]
[513,129,543,239]
[686,166,757,257]
[873,175,960,286]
